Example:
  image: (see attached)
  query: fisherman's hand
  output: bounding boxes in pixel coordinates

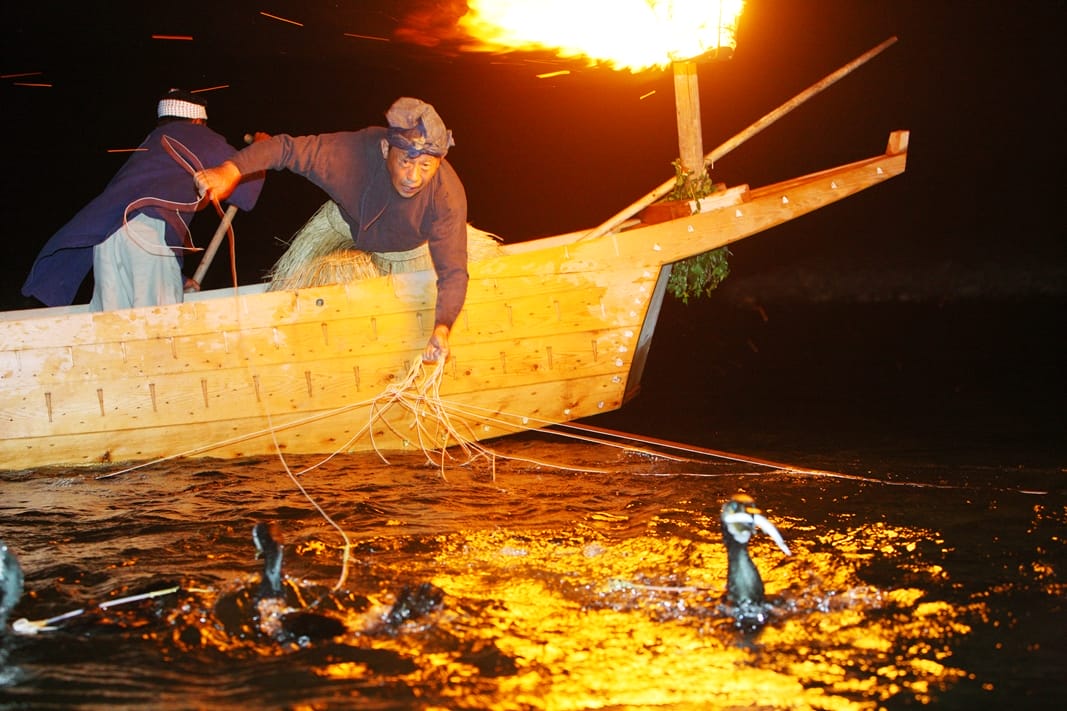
[195,161,241,202]
[422,324,451,364]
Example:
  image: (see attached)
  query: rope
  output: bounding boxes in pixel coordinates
[113,135,238,295]
[99,345,1050,597]
[261,402,354,592]
[355,359,623,478]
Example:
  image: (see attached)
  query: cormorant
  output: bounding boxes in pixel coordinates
[251,522,346,642]
[1,541,24,630]
[720,493,791,624]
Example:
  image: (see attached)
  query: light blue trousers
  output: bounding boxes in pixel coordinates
[90,213,183,311]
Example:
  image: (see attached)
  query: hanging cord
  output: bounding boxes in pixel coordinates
[115,135,237,290]
[96,352,1041,494]
[355,358,621,479]
[96,347,1052,599]
[261,404,354,592]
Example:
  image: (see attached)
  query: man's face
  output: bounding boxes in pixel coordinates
[381,141,443,199]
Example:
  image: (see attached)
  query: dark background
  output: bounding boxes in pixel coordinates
[2,1,1063,466]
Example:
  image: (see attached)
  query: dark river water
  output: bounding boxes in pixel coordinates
[2,300,1064,710]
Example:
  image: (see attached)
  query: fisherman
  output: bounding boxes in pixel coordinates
[193,97,468,364]
[20,88,265,310]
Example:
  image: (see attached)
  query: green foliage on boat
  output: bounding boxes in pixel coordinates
[663,160,731,303]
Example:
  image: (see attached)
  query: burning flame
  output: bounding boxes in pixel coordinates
[459,0,744,71]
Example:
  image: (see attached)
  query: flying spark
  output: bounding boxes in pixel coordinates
[260,11,303,27]
[344,33,390,42]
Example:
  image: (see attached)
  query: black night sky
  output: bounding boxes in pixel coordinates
[2,1,1063,462]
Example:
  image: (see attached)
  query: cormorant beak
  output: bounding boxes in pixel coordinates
[722,505,792,556]
[252,523,272,559]
[752,513,791,556]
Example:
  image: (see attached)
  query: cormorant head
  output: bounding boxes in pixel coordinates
[252,523,276,558]
[252,523,285,600]
[720,494,791,555]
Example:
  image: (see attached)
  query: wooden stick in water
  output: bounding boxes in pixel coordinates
[12,585,180,635]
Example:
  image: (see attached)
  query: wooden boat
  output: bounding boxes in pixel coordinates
[0,130,907,469]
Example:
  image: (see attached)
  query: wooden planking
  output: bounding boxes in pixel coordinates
[4,265,655,390]
[3,267,651,379]
[0,275,415,352]
[3,371,626,468]
[2,321,639,438]
[471,149,907,279]
[2,323,641,439]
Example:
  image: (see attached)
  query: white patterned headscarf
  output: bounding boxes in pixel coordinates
[157,88,208,121]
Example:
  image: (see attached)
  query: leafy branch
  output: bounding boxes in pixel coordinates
[663,160,731,302]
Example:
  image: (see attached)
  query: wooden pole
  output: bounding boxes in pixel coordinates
[673,59,705,177]
[189,204,238,289]
[188,132,262,290]
[580,36,898,241]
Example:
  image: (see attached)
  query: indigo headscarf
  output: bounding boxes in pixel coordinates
[385,97,454,158]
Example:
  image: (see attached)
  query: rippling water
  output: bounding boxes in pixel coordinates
[2,433,1064,710]
[4,300,1065,709]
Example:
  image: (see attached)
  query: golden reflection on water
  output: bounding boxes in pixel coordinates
[161,501,983,709]
[7,455,1062,708]
[397,515,979,710]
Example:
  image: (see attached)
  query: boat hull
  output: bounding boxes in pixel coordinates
[0,133,907,469]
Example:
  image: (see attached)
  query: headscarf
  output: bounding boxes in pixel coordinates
[157,88,208,121]
[385,97,454,158]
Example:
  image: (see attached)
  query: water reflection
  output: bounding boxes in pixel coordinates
[2,443,1061,709]
[410,515,973,708]
[157,499,971,707]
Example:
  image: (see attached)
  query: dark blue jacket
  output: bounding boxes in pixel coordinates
[22,121,263,306]
[231,127,468,328]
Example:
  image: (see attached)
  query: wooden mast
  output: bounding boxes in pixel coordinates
[672,59,705,178]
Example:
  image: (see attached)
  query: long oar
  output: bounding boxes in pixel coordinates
[188,203,238,289]
[580,36,898,241]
